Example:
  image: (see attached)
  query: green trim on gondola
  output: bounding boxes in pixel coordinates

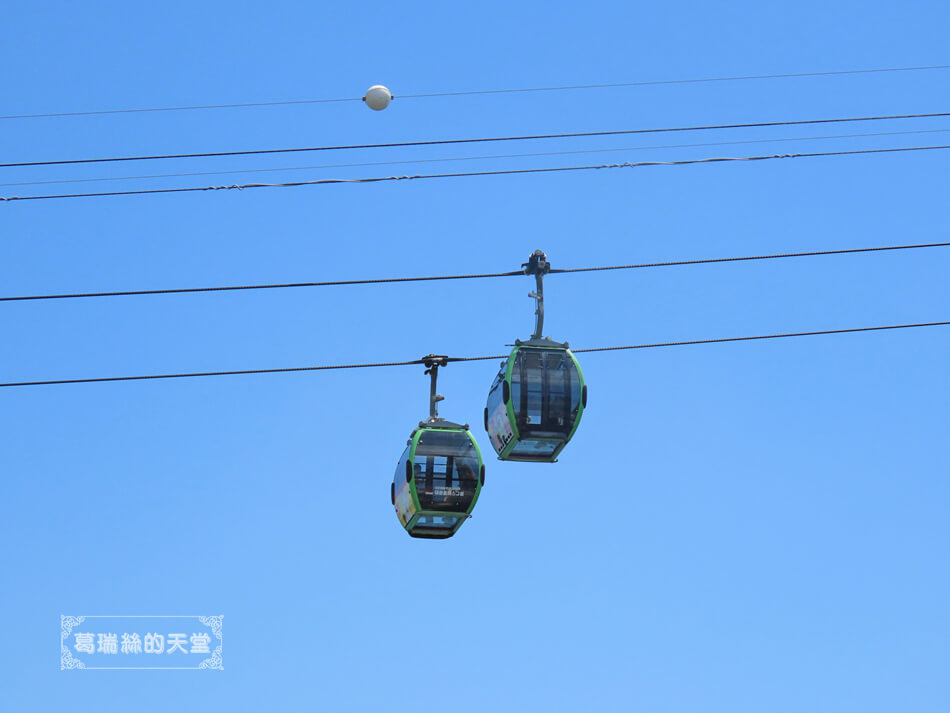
[503,351,520,454]
[408,429,423,513]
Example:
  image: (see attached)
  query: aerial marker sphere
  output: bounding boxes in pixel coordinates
[363,85,393,111]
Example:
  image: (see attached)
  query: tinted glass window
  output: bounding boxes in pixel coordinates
[413,515,461,530]
[511,349,581,435]
[413,431,480,513]
[509,438,561,459]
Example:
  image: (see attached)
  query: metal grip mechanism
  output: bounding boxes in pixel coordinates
[422,354,448,420]
[522,249,551,340]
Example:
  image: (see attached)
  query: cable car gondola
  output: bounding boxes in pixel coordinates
[485,251,587,462]
[392,356,485,539]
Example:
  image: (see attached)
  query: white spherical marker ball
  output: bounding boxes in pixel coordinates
[363,85,393,111]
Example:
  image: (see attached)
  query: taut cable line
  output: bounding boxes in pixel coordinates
[1,321,947,388]
[2,144,948,202]
[3,111,948,170]
[3,64,948,120]
[1,241,947,303]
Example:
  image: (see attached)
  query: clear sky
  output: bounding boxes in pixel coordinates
[1,1,948,711]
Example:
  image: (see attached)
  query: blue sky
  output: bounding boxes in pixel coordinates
[1,1,948,711]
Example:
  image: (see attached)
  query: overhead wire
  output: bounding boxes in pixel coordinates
[4,127,949,190]
[3,110,948,169]
[0,96,359,121]
[2,64,947,120]
[399,65,950,98]
[2,241,947,303]
[547,241,950,275]
[0,267,524,302]
[3,143,948,202]
[2,321,947,388]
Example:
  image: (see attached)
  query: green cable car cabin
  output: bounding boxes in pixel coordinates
[392,422,485,539]
[485,338,586,462]
[484,250,587,462]
[392,356,485,539]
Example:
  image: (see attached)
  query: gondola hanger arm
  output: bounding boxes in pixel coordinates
[522,249,551,340]
[422,354,448,421]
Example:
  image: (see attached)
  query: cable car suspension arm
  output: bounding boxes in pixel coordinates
[523,249,551,340]
[422,354,448,420]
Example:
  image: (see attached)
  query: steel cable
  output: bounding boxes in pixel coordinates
[2,321,947,388]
